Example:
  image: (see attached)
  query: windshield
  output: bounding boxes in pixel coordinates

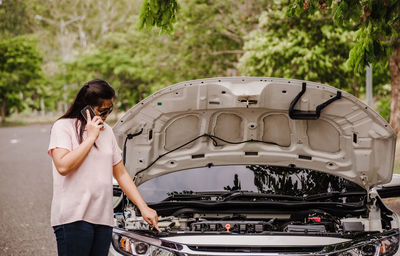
[138,165,365,202]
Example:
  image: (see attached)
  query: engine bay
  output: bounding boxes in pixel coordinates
[114,200,397,239]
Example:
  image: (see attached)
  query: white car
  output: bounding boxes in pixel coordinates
[109,77,399,256]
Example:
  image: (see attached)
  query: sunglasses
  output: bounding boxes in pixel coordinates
[97,106,113,117]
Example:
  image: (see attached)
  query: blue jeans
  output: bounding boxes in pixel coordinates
[53,221,113,256]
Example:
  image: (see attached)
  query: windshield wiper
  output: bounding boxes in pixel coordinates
[162,190,295,202]
[221,191,366,202]
[221,191,303,202]
[161,191,365,203]
[303,191,366,201]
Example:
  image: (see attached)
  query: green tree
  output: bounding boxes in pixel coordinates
[238,5,363,95]
[34,0,142,112]
[138,0,394,125]
[0,37,43,122]
[61,20,174,109]
[146,0,270,80]
[63,45,156,111]
[287,0,400,133]
[0,0,50,119]
[0,0,36,38]
[139,0,180,34]
[169,0,256,79]
[60,0,270,110]
[34,0,141,62]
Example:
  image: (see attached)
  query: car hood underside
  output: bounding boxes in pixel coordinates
[113,77,396,189]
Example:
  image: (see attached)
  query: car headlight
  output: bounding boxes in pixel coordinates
[334,232,399,256]
[111,231,179,256]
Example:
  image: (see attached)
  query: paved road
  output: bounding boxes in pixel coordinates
[0,124,57,255]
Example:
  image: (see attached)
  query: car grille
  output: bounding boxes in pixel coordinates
[186,245,325,253]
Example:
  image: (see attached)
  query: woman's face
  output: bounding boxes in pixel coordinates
[93,98,114,122]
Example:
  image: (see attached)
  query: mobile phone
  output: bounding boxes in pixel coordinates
[80,105,96,121]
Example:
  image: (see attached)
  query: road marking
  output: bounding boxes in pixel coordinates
[10,139,19,144]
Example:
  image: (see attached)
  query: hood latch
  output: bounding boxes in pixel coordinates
[238,96,258,108]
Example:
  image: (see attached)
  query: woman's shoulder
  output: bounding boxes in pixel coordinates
[102,123,118,138]
[102,122,114,134]
[52,118,77,130]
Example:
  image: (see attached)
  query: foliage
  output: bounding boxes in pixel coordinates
[21,0,394,128]
[165,0,270,79]
[62,27,172,110]
[238,4,363,94]
[139,0,180,34]
[287,0,400,133]
[33,0,142,111]
[0,37,43,121]
[0,0,38,38]
[34,0,141,63]
[61,0,269,110]
[287,0,400,72]
[372,61,391,95]
[64,48,150,110]
[377,96,391,122]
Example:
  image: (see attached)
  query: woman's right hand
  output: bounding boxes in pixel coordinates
[140,206,160,232]
[86,109,103,140]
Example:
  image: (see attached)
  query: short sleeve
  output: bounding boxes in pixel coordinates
[48,120,73,157]
[111,131,123,166]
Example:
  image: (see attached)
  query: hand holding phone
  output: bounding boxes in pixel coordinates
[81,105,104,131]
[80,105,96,121]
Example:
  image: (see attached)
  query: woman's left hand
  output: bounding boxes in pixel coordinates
[141,206,160,232]
[113,162,161,232]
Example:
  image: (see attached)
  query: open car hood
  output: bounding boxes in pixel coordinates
[113,77,396,189]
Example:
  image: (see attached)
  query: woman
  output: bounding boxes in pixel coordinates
[48,78,159,256]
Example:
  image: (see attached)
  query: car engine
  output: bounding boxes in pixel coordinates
[114,201,396,238]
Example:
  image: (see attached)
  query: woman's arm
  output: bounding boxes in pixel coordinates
[51,137,95,176]
[51,112,103,176]
[113,161,160,232]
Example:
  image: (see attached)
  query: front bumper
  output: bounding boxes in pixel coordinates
[110,227,400,256]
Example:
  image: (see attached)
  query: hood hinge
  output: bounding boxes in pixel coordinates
[360,174,376,204]
[361,174,372,201]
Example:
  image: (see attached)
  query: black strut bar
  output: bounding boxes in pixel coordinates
[289,82,342,120]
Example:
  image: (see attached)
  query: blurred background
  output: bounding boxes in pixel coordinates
[1,1,400,254]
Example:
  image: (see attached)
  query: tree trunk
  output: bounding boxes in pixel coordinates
[40,97,45,117]
[389,46,400,135]
[1,98,6,123]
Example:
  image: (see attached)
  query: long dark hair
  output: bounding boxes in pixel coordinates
[59,78,115,144]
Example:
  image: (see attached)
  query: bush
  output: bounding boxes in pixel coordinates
[377,96,390,122]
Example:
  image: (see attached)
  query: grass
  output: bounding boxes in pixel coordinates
[0,120,29,127]
[0,111,123,128]
[0,111,57,127]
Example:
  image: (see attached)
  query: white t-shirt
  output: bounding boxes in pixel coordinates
[48,118,122,227]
